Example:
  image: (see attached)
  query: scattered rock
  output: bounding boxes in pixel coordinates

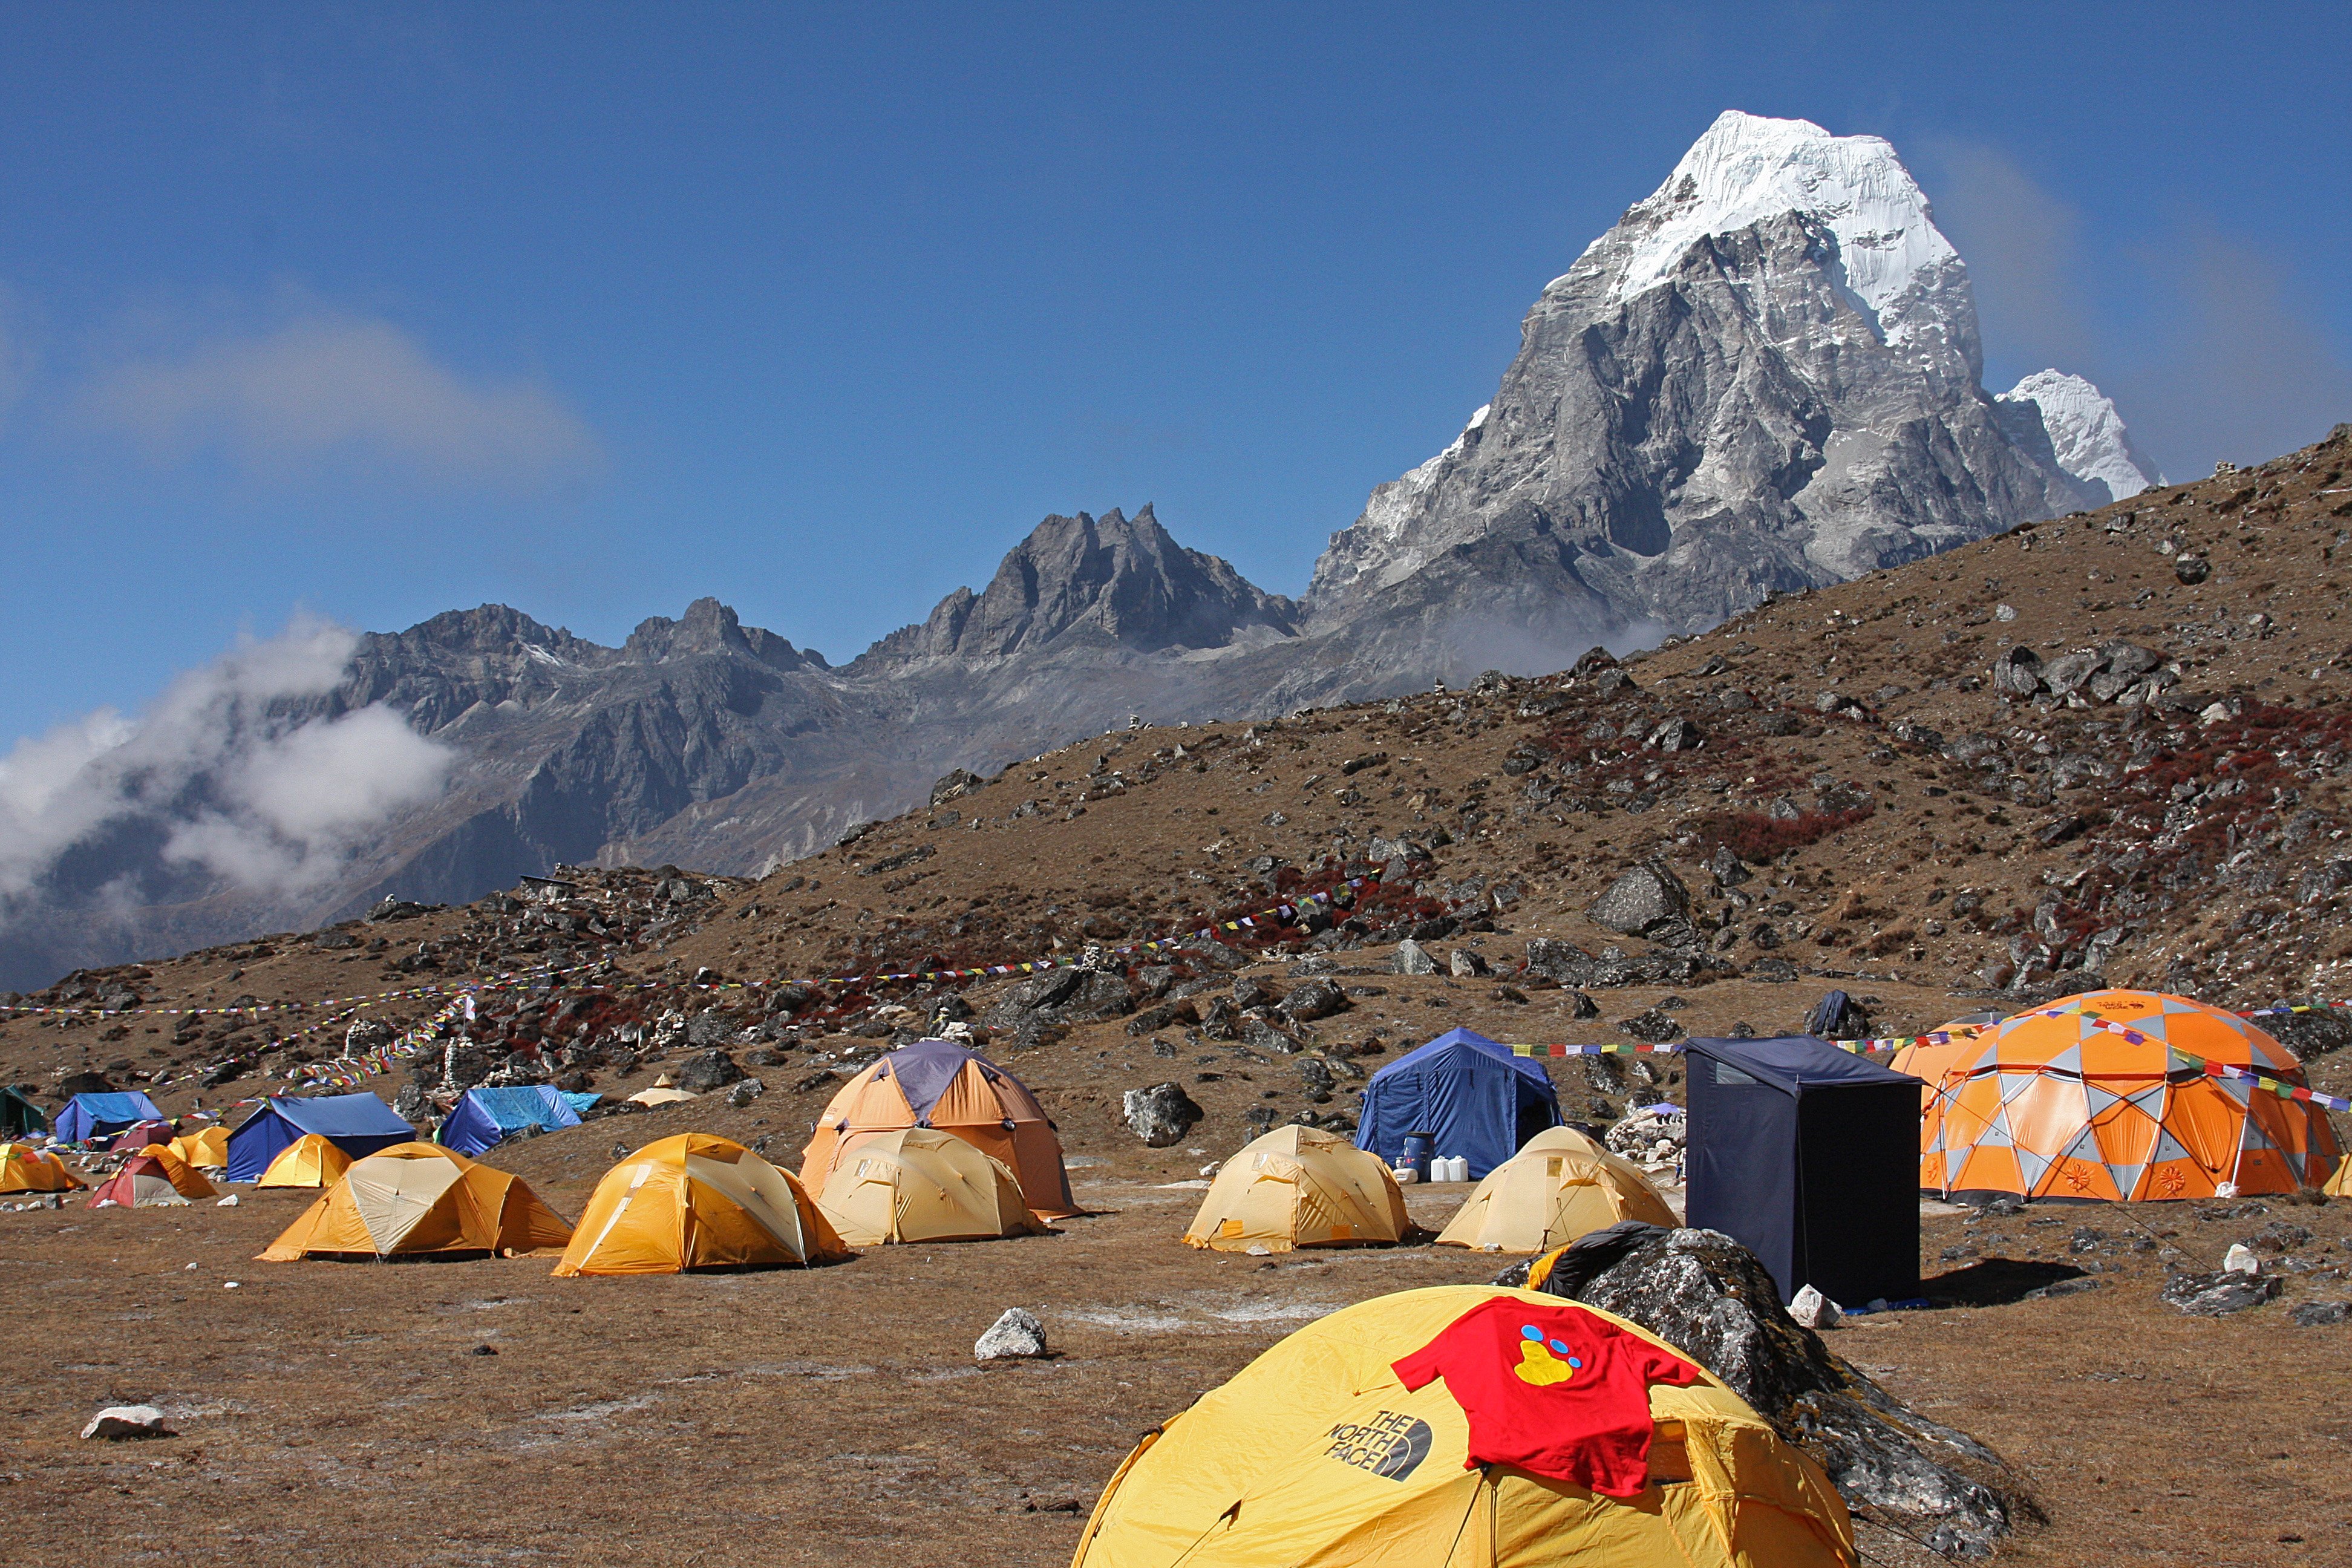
[1392,939,1437,976]
[1122,1082,1204,1147]
[2251,1221,2313,1252]
[1448,949,1488,978]
[725,1077,766,1108]
[2223,1243,2261,1275]
[1788,1284,1841,1329]
[1587,861,1691,936]
[81,1405,173,1441]
[2289,1300,2350,1328]
[676,1050,745,1095]
[2159,1270,2281,1316]
[1275,977,1350,1022]
[975,1307,1049,1361]
[1616,1007,1684,1044]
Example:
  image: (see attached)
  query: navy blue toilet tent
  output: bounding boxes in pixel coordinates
[1683,1034,1922,1308]
[1355,1027,1562,1178]
[224,1091,415,1180]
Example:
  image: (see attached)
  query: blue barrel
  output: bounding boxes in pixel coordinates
[1400,1130,1435,1183]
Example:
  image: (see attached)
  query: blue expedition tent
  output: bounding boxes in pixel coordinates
[438,1085,585,1156]
[1354,1027,1562,1179]
[53,1091,166,1145]
[225,1091,415,1180]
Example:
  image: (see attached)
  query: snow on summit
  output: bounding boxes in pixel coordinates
[2000,370,2164,501]
[1581,110,1962,344]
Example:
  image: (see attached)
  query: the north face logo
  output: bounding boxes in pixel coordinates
[1324,1410,1434,1480]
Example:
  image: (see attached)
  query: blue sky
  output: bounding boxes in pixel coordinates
[1,2,2346,742]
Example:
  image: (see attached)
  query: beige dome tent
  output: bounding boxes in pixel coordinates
[1436,1126,1678,1253]
[814,1127,1048,1244]
[1184,1124,1408,1253]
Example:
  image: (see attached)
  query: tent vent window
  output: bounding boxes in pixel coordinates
[1714,1063,1760,1086]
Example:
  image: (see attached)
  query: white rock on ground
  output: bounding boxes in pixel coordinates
[1788,1284,1842,1329]
[974,1308,1049,1361]
[82,1405,172,1440]
[2223,1243,2261,1275]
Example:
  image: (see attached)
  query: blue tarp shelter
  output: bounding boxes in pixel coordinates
[53,1091,165,1145]
[1354,1027,1561,1179]
[225,1091,414,1180]
[1684,1035,1921,1307]
[438,1085,584,1156]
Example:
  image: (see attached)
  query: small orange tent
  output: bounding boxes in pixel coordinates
[802,1038,1076,1217]
[258,1132,353,1189]
[259,1142,571,1261]
[89,1148,215,1207]
[1913,989,2339,1201]
[0,1142,85,1194]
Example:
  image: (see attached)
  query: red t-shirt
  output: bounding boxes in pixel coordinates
[1392,1298,1704,1497]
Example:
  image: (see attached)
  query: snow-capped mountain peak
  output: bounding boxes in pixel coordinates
[1574,109,1962,347]
[1998,370,2164,502]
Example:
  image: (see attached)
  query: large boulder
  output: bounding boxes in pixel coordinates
[1122,1082,1204,1147]
[676,1050,744,1095]
[1587,862,1690,936]
[2158,1270,2281,1316]
[1505,1224,2020,1558]
[985,969,1135,1028]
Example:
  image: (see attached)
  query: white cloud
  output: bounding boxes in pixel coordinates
[0,617,453,911]
[85,311,598,487]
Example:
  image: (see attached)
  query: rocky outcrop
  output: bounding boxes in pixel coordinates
[1507,1223,2024,1558]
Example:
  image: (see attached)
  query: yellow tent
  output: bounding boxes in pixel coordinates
[2325,1153,2352,1197]
[257,1132,353,1189]
[258,1142,572,1261]
[1436,1126,1679,1253]
[0,1142,85,1193]
[167,1126,231,1169]
[554,1133,851,1275]
[1073,1284,1856,1568]
[1183,1124,1409,1253]
[627,1086,699,1108]
[814,1127,1048,1245]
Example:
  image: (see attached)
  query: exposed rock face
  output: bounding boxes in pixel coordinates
[1588,861,1691,936]
[1508,1223,2022,1558]
[1122,1082,1204,1147]
[1305,111,2116,648]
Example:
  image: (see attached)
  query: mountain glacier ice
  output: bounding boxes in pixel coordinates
[1998,369,2164,502]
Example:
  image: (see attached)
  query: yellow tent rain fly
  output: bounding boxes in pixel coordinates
[257,1132,354,1189]
[554,1133,851,1275]
[259,1142,572,1261]
[1435,1126,1679,1253]
[1072,1284,1856,1568]
[1183,1124,1409,1252]
[814,1127,1048,1245]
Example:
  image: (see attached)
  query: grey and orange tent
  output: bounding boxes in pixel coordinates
[801,1039,1076,1217]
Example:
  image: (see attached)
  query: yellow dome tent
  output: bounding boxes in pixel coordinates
[258,1142,572,1262]
[1183,1124,1409,1253]
[167,1125,231,1169]
[814,1127,1048,1245]
[626,1085,698,1108]
[257,1132,354,1189]
[0,1142,85,1194]
[1072,1284,1855,1568]
[554,1133,851,1275]
[1436,1126,1679,1253]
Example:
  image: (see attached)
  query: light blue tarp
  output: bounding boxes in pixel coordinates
[53,1091,165,1145]
[1354,1027,1561,1179]
[439,1085,583,1156]
[226,1091,414,1180]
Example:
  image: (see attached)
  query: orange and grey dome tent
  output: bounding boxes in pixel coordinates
[88,1148,215,1207]
[167,1125,230,1169]
[814,1126,1048,1245]
[0,1142,85,1194]
[1184,1124,1409,1252]
[1434,1126,1678,1253]
[1071,1283,1856,1568]
[801,1038,1076,1218]
[259,1142,571,1261]
[257,1132,354,1189]
[1907,989,2340,1201]
[554,1133,851,1275]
